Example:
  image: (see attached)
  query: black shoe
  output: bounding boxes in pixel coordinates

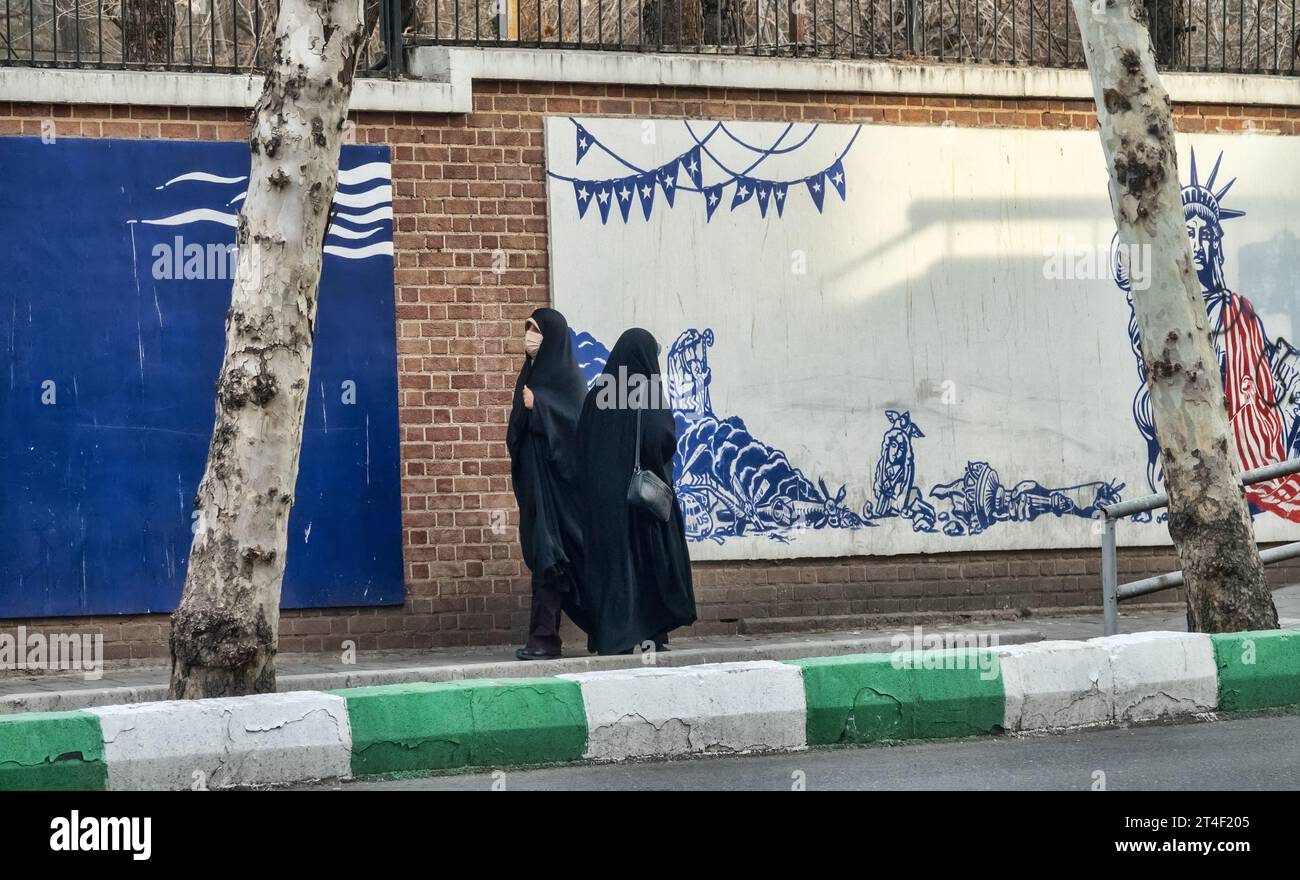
[515,647,560,661]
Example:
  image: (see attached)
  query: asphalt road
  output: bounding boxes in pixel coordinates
[304,712,1300,791]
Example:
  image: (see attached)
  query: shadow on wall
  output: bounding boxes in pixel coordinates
[1240,230,1300,335]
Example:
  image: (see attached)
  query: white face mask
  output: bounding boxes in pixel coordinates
[524,329,543,359]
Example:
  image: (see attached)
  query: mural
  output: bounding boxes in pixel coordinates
[576,327,1120,543]
[0,137,403,617]
[547,117,1300,560]
[1116,148,1300,522]
[558,118,859,225]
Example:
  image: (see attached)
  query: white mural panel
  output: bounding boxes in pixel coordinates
[544,116,1300,561]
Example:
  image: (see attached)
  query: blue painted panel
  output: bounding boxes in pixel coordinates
[0,137,404,617]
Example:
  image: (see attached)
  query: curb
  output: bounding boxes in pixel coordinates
[2,629,1297,790]
[561,661,807,760]
[336,679,587,775]
[0,710,107,791]
[89,692,352,791]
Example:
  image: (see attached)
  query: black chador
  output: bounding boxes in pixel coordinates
[507,308,589,659]
[576,328,697,655]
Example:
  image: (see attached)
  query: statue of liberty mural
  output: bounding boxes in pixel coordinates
[1118,149,1300,521]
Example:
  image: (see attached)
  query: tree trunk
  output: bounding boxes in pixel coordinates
[1142,0,1183,69]
[701,0,739,46]
[642,0,704,48]
[121,0,172,65]
[168,0,366,699]
[1071,0,1278,632]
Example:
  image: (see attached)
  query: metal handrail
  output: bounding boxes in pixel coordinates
[1098,457,1300,635]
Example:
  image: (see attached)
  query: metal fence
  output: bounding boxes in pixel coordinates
[421,0,1298,72]
[2,0,1298,75]
[1097,457,1300,636]
[0,0,386,72]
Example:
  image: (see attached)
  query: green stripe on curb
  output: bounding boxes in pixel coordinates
[0,710,108,791]
[1212,630,1300,711]
[789,650,1005,745]
[332,678,587,775]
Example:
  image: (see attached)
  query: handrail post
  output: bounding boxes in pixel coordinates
[1102,515,1119,636]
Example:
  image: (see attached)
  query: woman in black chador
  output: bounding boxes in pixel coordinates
[576,328,697,655]
[507,308,589,660]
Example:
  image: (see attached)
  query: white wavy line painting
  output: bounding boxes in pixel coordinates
[333,206,393,225]
[328,225,384,241]
[338,162,391,186]
[333,185,392,209]
[138,160,393,260]
[157,163,386,190]
[155,171,248,189]
[324,241,394,260]
[141,208,239,228]
[227,184,390,209]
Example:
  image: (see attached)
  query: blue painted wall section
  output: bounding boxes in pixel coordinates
[0,137,404,617]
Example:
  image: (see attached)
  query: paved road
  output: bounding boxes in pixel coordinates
[305,713,1300,791]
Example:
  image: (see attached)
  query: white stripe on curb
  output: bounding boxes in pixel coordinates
[1087,632,1218,723]
[1,631,1237,788]
[560,661,807,761]
[89,691,352,790]
[997,640,1114,731]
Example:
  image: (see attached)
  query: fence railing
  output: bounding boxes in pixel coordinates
[1098,457,1300,636]
[0,0,386,73]
[408,0,1299,73]
[1,1,1298,77]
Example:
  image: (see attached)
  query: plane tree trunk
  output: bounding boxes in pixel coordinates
[168,0,366,699]
[1070,0,1278,632]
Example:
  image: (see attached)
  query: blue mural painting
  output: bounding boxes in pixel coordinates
[930,465,1123,537]
[574,330,609,381]
[573,326,1123,544]
[863,410,937,532]
[0,137,403,617]
[552,118,860,224]
[1114,148,1300,523]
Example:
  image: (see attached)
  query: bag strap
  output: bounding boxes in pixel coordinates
[633,405,642,473]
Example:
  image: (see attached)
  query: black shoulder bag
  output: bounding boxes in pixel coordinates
[626,406,674,523]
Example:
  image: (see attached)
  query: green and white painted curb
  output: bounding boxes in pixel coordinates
[2,630,1298,790]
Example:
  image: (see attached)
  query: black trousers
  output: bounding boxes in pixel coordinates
[524,585,563,655]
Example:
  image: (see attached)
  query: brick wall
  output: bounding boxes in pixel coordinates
[2,84,1297,660]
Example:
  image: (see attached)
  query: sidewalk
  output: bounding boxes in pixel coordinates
[4,585,1298,715]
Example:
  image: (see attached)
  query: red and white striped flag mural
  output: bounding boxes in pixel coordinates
[1223,293,1300,520]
